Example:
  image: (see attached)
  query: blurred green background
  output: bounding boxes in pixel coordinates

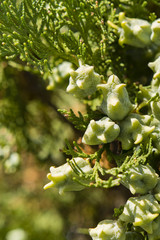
[0,62,131,240]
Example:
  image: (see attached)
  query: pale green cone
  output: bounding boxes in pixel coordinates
[152,178,160,201]
[151,101,160,121]
[89,219,126,240]
[66,64,101,98]
[150,118,160,153]
[82,117,120,145]
[121,164,158,194]
[44,157,93,194]
[118,113,155,150]
[148,56,160,79]
[151,19,160,46]
[118,12,151,48]
[147,215,160,240]
[97,75,133,121]
[119,194,160,234]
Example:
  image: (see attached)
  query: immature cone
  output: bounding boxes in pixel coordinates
[66,64,101,98]
[119,194,160,234]
[118,12,151,47]
[89,219,126,240]
[147,215,160,240]
[47,61,73,90]
[151,76,160,91]
[151,19,160,46]
[150,118,160,153]
[148,56,160,79]
[117,113,155,150]
[121,164,158,194]
[97,75,133,121]
[44,157,93,194]
[150,101,160,121]
[152,178,160,201]
[82,117,120,145]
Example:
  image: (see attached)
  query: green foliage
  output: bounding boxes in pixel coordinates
[58,109,89,131]
[60,139,153,193]
[113,206,124,218]
[0,0,126,78]
[0,0,159,74]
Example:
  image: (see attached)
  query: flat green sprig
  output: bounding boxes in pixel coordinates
[0,0,117,74]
